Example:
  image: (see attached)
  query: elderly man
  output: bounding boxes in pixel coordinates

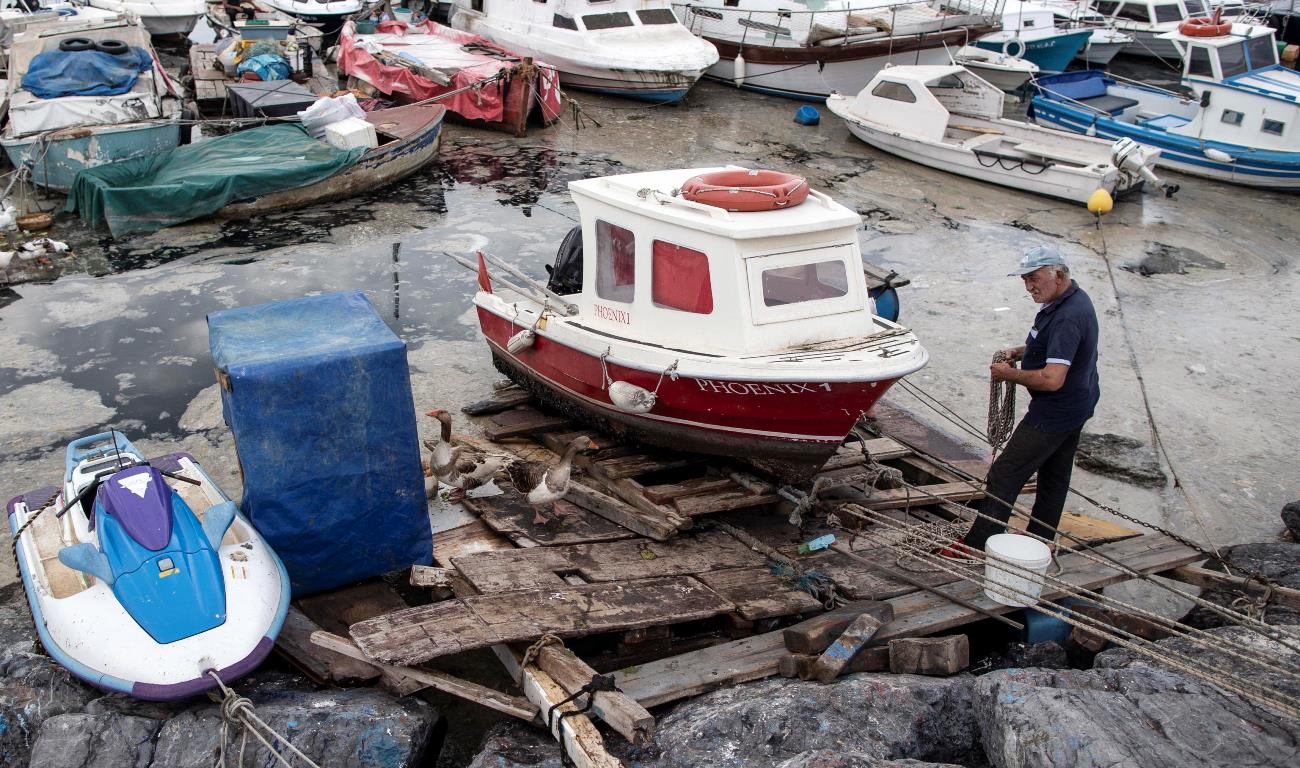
[960,244,1100,553]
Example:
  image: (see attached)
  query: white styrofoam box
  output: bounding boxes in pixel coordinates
[324,117,378,151]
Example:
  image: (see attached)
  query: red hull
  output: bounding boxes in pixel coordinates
[479,308,899,473]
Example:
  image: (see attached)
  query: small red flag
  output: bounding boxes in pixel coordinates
[476,251,492,293]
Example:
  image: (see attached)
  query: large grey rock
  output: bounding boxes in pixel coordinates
[1282,501,1300,540]
[972,642,1069,675]
[0,649,99,768]
[1074,433,1166,488]
[149,673,442,768]
[1181,543,1300,628]
[27,712,159,768]
[1094,624,1300,704]
[646,674,980,767]
[465,717,971,768]
[974,665,1300,768]
[0,582,38,655]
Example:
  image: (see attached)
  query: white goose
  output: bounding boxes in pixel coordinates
[505,435,598,525]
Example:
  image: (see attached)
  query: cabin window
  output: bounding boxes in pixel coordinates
[638,9,678,25]
[1262,118,1286,135]
[553,13,578,29]
[1095,0,1121,14]
[1186,46,1212,76]
[1219,42,1249,78]
[1221,109,1244,125]
[652,241,713,314]
[724,0,740,5]
[1115,4,1152,23]
[1022,19,1037,28]
[1152,4,1182,22]
[1184,0,1206,13]
[595,220,635,302]
[471,0,483,11]
[583,11,634,29]
[761,261,849,307]
[871,81,917,103]
[1247,35,1278,69]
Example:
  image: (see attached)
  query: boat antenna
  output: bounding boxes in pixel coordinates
[111,429,125,469]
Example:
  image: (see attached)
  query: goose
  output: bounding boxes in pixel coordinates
[436,446,505,502]
[506,435,598,525]
[424,409,455,477]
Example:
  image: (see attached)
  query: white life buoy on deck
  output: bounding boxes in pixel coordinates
[1002,38,1026,59]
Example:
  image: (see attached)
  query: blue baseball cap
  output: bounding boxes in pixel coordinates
[1009,243,1067,276]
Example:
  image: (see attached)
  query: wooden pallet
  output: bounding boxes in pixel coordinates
[188,42,338,114]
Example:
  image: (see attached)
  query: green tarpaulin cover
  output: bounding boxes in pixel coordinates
[67,124,365,236]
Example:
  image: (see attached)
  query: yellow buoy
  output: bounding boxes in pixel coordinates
[1087,188,1113,216]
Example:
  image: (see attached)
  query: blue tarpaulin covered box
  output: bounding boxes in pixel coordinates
[208,290,431,596]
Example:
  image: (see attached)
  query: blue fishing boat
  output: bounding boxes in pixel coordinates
[7,432,290,700]
[974,1,1092,74]
[1030,19,1300,189]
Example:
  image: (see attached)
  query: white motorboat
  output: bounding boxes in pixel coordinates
[1031,20,1300,188]
[460,166,929,478]
[258,0,363,42]
[673,0,999,100]
[1036,0,1133,64]
[1,16,181,191]
[953,44,1040,91]
[449,0,718,102]
[81,0,206,35]
[969,1,1093,73]
[1,1,119,48]
[827,64,1173,203]
[1086,0,1268,59]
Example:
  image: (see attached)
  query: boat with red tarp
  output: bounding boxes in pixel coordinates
[460,167,929,479]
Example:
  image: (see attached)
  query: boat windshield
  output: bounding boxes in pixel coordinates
[761,261,849,307]
[1218,40,1249,77]
[1245,33,1277,69]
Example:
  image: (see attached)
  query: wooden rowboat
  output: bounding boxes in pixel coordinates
[215,102,446,219]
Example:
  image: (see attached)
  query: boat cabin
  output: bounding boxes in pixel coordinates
[556,167,879,357]
[848,65,1004,142]
[456,0,685,36]
[1165,20,1279,80]
[1092,0,1190,28]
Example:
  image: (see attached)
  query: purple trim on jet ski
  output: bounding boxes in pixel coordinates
[130,636,275,700]
[148,452,197,474]
[14,486,59,514]
[98,466,172,551]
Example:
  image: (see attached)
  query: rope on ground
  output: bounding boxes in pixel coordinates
[987,350,1016,453]
[207,670,324,768]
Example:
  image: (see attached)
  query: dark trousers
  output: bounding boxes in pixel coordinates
[965,420,1083,551]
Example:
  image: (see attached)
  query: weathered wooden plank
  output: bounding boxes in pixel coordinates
[811,610,889,683]
[311,632,537,720]
[465,488,637,547]
[807,548,960,601]
[432,520,515,568]
[642,476,736,504]
[295,579,427,694]
[451,531,765,595]
[519,663,622,768]
[1165,565,1300,611]
[275,605,382,685]
[485,408,571,440]
[350,576,735,666]
[543,432,686,528]
[694,567,824,621]
[410,565,455,590]
[779,646,890,680]
[595,453,692,479]
[565,481,683,541]
[819,438,912,470]
[616,534,1198,707]
[531,643,655,745]
[673,488,780,517]
[782,600,894,655]
[462,387,533,416]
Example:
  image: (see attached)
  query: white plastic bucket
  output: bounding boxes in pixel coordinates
[392,7,414,23]
[983,533,1052,607]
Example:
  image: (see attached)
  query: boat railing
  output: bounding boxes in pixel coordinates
[671,1,1003,49]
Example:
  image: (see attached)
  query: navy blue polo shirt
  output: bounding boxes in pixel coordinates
[1021,280,1100,433]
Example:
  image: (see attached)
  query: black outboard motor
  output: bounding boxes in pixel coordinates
[545,225,583,296]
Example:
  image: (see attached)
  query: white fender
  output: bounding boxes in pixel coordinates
[734,53,746,86]
[507,329,535,354]
[608,381,657,413]
[1203,147,1234,164]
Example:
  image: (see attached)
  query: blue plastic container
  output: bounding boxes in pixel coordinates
[794,105,820,125]
[208,290,431,596]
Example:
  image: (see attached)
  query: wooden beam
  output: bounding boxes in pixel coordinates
[565,480,682,541]
[275,605,381,685]
[310,632,538,721]
[616,534,1198,707]
[1165,565,1300,611]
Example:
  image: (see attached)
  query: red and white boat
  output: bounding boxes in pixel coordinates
[467,167,929,477]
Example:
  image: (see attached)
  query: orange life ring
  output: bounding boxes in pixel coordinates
[679,169,810,212]
[1180,15,1231,37]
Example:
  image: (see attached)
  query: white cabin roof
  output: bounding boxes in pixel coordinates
[872,64,970,86]
[567,167,860,240]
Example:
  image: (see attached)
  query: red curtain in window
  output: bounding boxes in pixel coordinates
[652,241,713,314]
